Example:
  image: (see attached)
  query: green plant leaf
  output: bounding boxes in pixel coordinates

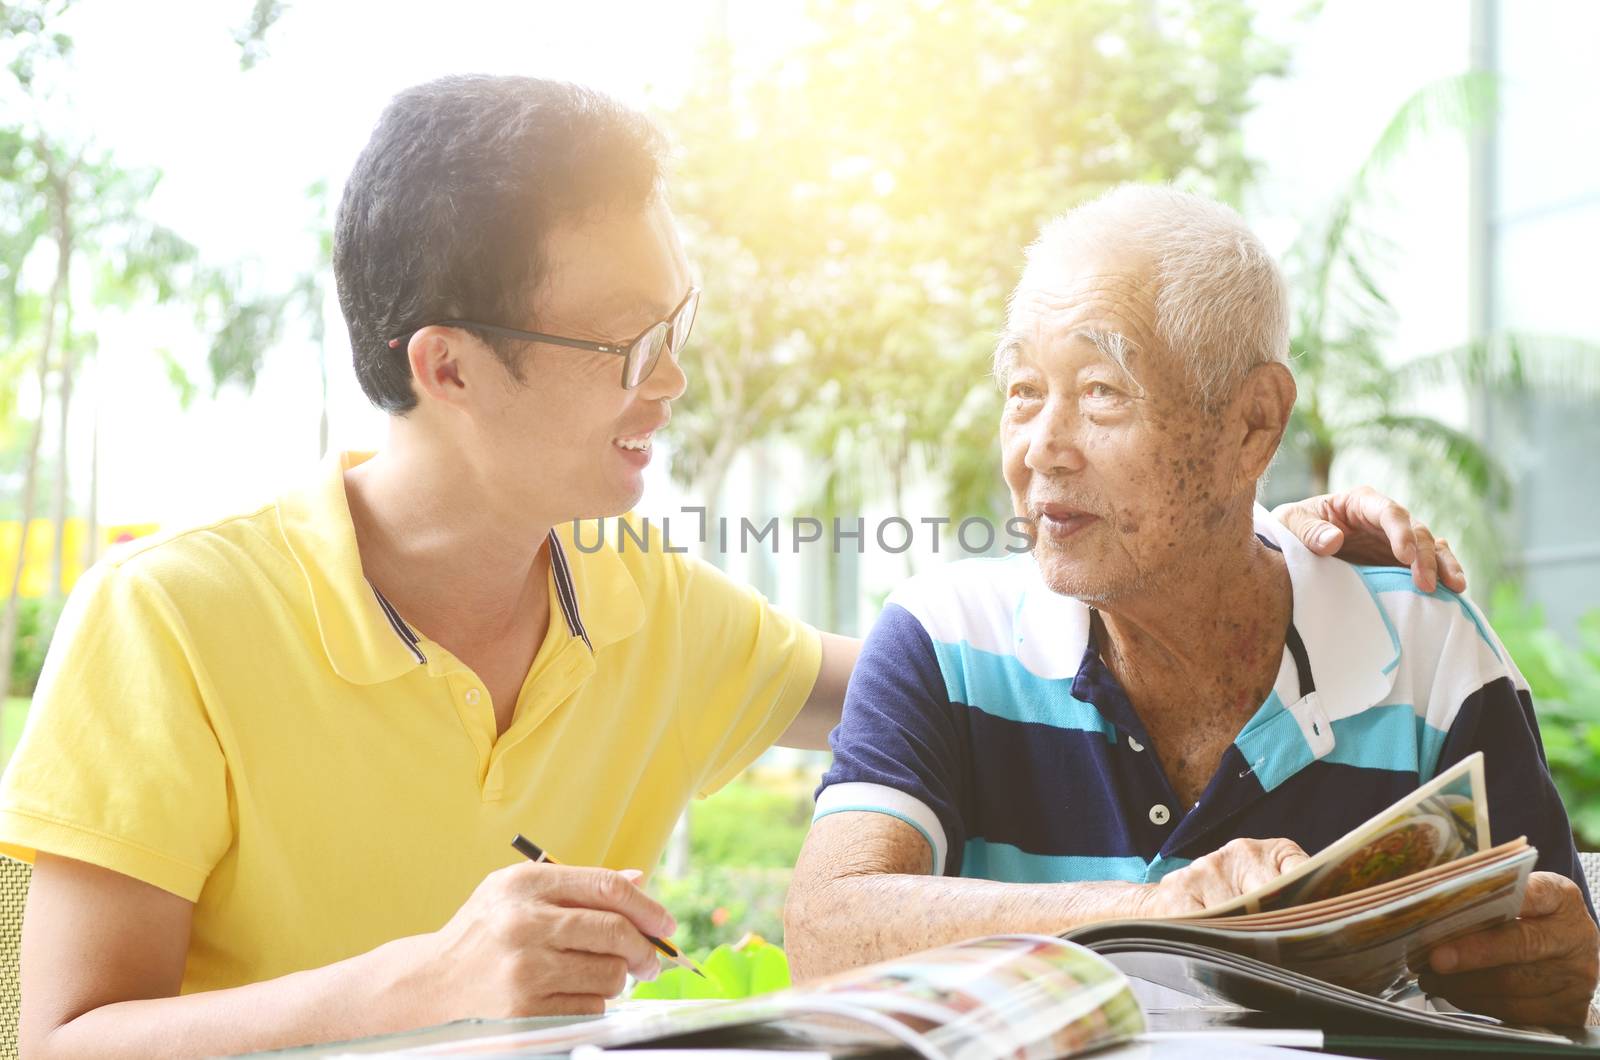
[745,940,792,995]
[630,939,792,1001]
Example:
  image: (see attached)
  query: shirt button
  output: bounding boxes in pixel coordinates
[464,688,481,705]
[1149,804,1171,825]
[1127,735,1144,752]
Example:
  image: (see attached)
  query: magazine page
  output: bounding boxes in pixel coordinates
[1215,839,1528,930]
[1200,752,1490,916]
[1092,940,1577,1047]
[1241,849,1534,994]
[775,935,1144,1060]
[352,936,1145,1060]
[1131,847,1535,996]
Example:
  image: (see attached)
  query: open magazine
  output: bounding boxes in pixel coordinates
[1067,751,1537,997]
[332,752,1589,1058]
[340,935,1147,1059]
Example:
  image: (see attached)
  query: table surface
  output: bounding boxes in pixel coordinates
[243,1004,1368,1059]
[242,997,1600,1059]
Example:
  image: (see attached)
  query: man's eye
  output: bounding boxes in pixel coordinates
[1085,382,1121,399]
[1009,383,1041,401]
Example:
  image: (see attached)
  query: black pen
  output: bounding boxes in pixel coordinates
[511,834,707,979]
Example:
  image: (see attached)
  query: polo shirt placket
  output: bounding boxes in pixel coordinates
[370,532,601,803]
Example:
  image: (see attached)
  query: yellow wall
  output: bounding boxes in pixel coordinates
[0,519,158,598]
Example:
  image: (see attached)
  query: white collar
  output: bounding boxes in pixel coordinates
[1008,507,1402,738]
[1252,504,1401,722]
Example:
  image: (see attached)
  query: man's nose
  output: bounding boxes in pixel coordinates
[638,345,688,402]
[1022,402,1086,475]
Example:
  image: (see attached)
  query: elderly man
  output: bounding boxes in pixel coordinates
[1,78,1454,1056]
[786,185,1599,1026]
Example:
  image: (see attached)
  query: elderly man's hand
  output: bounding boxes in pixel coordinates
[1273,486,1467,594]
[1418,872,1600,1027]
[1137,838,1309,917]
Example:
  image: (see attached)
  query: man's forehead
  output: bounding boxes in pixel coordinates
[537,201,691,329]
[592,288,678,322]
[1006,255,1160,351]
[1012,248,1156,309]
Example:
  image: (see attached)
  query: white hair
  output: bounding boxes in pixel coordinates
[999,184,1289,407]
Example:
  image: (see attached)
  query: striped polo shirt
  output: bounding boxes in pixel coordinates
[816,507,1592,913]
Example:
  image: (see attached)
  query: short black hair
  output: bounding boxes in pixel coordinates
[334,75,666,413]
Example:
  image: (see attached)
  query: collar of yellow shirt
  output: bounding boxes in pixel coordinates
[274,451,646,685]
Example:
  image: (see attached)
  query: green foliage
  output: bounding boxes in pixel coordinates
[8,595,59,695]
[661,0,1287,523]
[644,778,813,959]
[0,0,75,89]
[631,936,791,1000]
[648,866,791,956]
[1,696,28,766]
[195,269,288,395]
[690,777,815,869]
[234,0,287,71]
[1489,587,1600,848]
[1281,72,1600,584]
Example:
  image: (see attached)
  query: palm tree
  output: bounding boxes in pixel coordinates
[1281,74,1600,579]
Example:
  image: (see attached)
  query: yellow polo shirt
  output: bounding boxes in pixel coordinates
[0,452,821,994]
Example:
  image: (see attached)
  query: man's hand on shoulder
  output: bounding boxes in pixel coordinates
[1419,871,1600,1027]
[1273,486,1466,594]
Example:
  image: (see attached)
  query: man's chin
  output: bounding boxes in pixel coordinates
[1032,550,1121,603]
[565,482,646,524]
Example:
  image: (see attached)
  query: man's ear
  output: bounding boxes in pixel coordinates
[1232,361,1297,487]
[405,326,469,409]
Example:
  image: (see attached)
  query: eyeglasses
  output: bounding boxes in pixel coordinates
[388,286,701,390]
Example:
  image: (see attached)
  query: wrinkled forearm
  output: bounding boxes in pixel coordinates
[784,869,1148,982]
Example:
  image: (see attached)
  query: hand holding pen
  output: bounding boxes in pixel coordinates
[512,835,708,978]
[415,841,678,1020]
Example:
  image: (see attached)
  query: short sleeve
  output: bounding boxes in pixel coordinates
[814,603,969,876]
[673,555,822,798]
[0,561,232,901]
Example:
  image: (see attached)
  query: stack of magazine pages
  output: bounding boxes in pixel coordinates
[336,752,1599,1058]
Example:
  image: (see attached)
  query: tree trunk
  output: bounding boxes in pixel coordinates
[0,230,69,705]
[46,163,75,603]
[1311,446,1334,497]
[84,363,99,571]
[49,316,73,602]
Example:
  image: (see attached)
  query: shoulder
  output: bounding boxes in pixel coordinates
[881,554,1090,680]
[1354,565,1525,737]
[79,503,290,617]
[885,553,1047,642]
[1355,565,1511,677]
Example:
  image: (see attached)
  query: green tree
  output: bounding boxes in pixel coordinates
[1281,74,1600,581]
[1489,587,1600,848]
[0,134,199,703]
[652,0,1287,877]
[662,0,1289,572]
[182,178,335,459]
[0,0,288,697]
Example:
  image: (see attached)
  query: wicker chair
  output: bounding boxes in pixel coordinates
[1581,852,1600,902]
[0,856,29,1060]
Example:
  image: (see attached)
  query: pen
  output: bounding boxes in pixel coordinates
[510,833,708,979]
